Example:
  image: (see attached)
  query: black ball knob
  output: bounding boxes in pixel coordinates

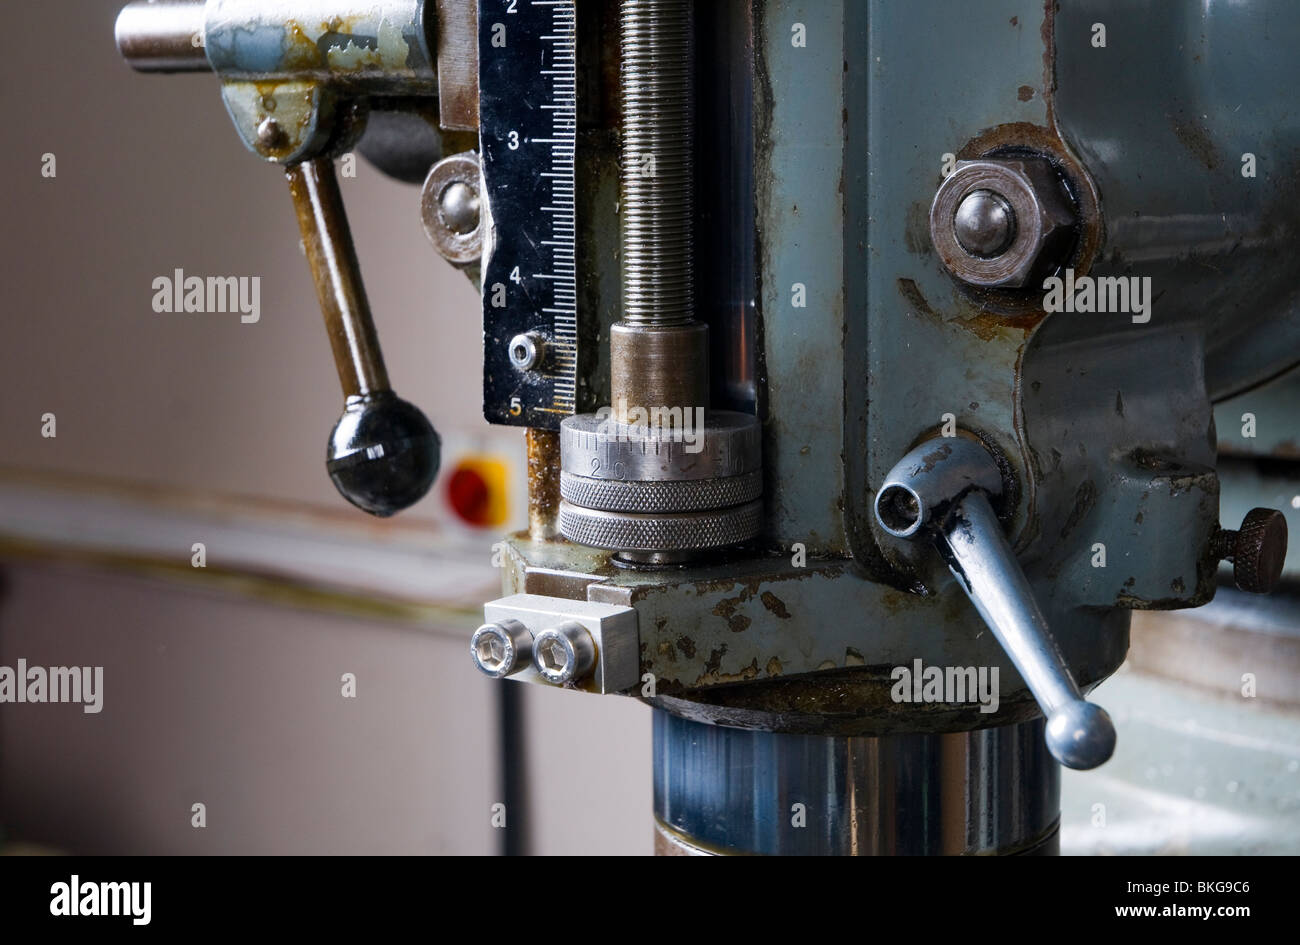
[326,392,440,517]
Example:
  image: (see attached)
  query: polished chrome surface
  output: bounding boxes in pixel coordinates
[532,621,596,685]
[115,0,209,73]
[874,434,1004,539]
[877,435,1115,770]
[558,407,762,552]
[507,333,545,373]
[954,189,1016,259]
[653,710,1060,855]
[944,491,1116,770]
[557,499,762,552]
[470,619,534,678]
[560,469,763,513]
[420,152,483,267]
[482,594,640,693]
[559,411,760,483]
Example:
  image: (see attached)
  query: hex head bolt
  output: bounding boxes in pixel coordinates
[930,157,1076,289]
[876,436,1116,770]
[287,158,441,517]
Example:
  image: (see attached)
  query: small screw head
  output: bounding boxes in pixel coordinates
[256,117,284,149]
[532,622,596,684]
[438,180,480,235]
[507,332,544,372]
[470,620,533,678]
[954,189,1016,258]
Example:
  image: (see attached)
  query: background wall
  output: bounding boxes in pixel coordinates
[0,1,651,856]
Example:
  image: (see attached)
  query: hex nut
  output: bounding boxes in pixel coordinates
[930,157,1077,288]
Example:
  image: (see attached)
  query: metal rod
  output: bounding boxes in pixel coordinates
[613,0,707,421]
[620,0,696,329]
[115,1,211,73]
[526,428,562,540]
[942,491,1116,770]
[286,158,391,400]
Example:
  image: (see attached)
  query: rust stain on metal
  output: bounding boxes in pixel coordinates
[766,656,783,677]
[675,634,697,658]
[695,658,761,687]
[436,0,479,130]
[712,597,738,619]
[918,442,953,472]
[693,573,767,598]
[664,665,1047,736]
[526,428,561,540]
[760,590,791,619]
[897,277,1045,341]
[1041,1,1057,116]
[956,122,1101,286]
[1017,84,1035,101]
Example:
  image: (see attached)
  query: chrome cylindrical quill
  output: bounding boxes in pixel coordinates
[653,710,1061,855]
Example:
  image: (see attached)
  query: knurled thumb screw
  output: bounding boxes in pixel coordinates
[1211,508,1289,594]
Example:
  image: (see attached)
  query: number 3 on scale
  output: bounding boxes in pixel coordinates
[507,130,520,150]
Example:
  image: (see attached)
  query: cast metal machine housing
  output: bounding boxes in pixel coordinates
[116,0,1300,855]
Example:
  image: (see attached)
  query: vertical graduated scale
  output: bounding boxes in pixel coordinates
[478,0,578,428]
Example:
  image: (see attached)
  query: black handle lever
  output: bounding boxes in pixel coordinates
[286,157,440,517]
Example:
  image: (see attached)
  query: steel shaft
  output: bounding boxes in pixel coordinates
[620,0,695,330]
